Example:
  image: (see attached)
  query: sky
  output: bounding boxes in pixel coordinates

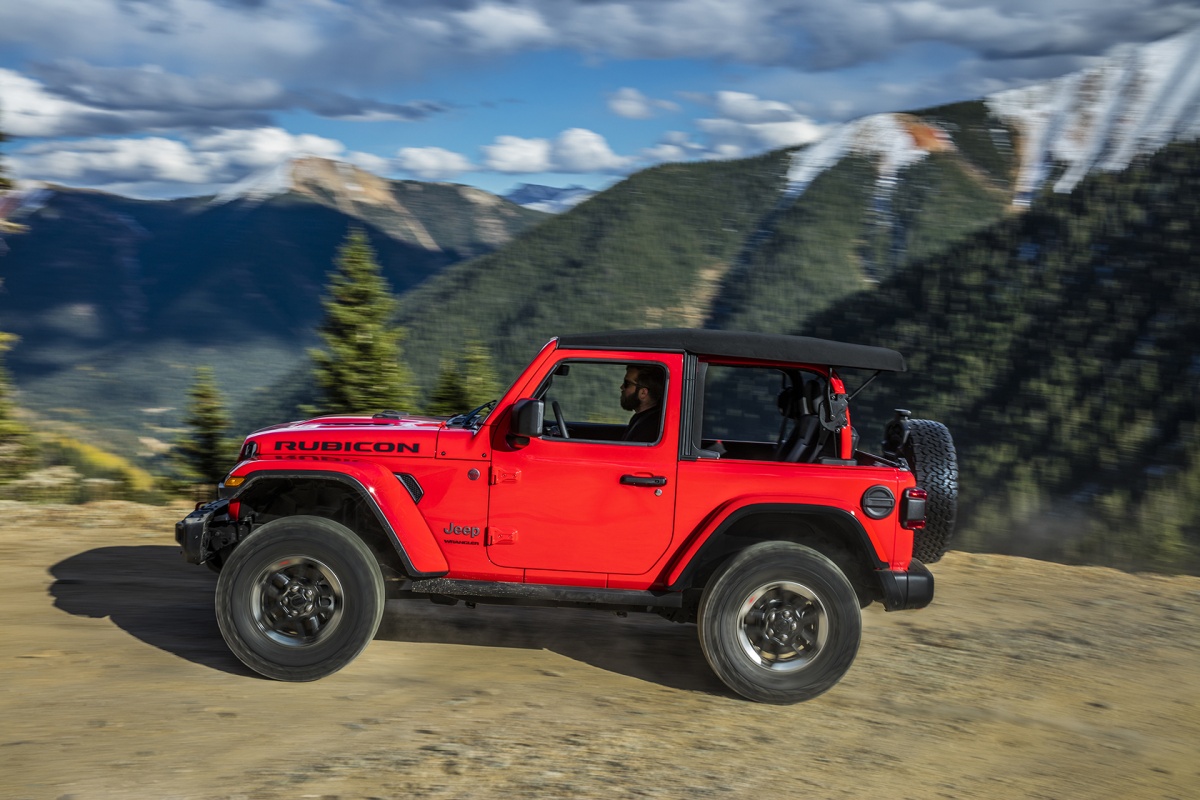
[2,0,1200,200]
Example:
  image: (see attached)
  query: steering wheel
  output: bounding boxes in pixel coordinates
[551,400,570,439]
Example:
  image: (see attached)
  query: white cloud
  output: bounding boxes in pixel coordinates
[481,129,631,174]
[346,151,393,174]
[641,130,705,163]
[396,147,474,180]
[3,1,1199,88]
[608,87,681,119]
[12,136,209,185]
[0,62,447,141]
[482,135,553,173]
[0,68,115,138]
[713,91,797,124]
[552,128,631,172]
[684,91,826,157]
[452,3,555,52]
[10,126,350,196]
[189,127,344,170]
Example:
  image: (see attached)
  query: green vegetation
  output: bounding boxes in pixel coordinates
[308,229,417,415]
[398,149,795,390]
[803,141,1200,572]
[911,100,1017,186]
[173,365,235,488]
[427,357,470,416]
[0,332,35,482]
[1,116,33,480]
[0,111,11,191]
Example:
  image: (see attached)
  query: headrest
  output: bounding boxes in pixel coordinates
[777,383,811,419]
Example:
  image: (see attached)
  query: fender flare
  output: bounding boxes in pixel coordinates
[665,501,887,591]
[226,464,449,578]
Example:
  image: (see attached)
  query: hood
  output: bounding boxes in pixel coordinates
[247,414,445,460]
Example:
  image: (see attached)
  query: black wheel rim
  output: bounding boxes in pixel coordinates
[251,556,344,647]
[736,580,828,672]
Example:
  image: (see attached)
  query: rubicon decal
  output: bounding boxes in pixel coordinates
[273,440,420,453]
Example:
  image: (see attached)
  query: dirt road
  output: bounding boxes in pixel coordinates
[2,500,1198,799]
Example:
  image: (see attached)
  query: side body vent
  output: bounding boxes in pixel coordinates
[395,473,424,503]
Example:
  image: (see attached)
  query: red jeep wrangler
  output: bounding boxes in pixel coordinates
[177,329,956,703]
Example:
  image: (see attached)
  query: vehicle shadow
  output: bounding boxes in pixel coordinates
[376,600,729,696]
[49,545,253,676]
[50,545,727,695]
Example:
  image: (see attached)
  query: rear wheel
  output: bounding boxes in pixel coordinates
[215,515,385,681]
[904,420,958,563]
[698,542,861,704]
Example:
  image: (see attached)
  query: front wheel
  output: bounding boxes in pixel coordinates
[215,515,385,681]
[698,542,861,703]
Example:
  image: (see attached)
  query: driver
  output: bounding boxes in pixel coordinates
[620,364,664,442]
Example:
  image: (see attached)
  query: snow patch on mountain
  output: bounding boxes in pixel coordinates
[783,26,1200,208]
[504,184,595,213]
[988,25,1200,205]
[784,114,951,199]
[211,160,295,204]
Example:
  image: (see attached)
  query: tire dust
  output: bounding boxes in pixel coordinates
[2,500,1198,799]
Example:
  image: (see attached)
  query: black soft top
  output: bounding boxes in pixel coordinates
[557,328,906,372]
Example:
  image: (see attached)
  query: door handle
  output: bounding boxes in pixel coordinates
[620,475,667,487]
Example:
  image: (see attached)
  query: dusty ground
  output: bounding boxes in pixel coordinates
[2,501,1198,800]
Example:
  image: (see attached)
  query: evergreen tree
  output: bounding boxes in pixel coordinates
[0,118,32,482]
[426,357,469,415]
[462,338,501,406]
[0,332,34,482]
[174,365,233,486]
[0,113,11,191]
[309,229,416,415]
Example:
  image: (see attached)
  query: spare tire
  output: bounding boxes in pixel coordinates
[903,420,958,563]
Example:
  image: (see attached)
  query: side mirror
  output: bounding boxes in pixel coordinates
[509,398,544,442]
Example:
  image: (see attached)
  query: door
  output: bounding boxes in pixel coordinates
[486,353,682,575]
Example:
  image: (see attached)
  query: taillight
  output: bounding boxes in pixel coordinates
[902,487,927,530]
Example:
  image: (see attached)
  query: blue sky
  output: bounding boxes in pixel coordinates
[2,0,1199,199]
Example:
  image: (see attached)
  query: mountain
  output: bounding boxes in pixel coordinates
[803,139,1200,571]
[399,27,1200,387]
[503,184,597,213]
[783,25,1200,207]
[0,160,546,456]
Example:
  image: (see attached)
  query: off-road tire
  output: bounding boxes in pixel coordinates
[904,419,958,563]
[698,541,862,704]
[215,515,385,681]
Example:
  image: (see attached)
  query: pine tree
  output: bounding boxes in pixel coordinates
[426,357,470,415]
[174,365,233,486]
[0,116,32,482]
[0,332,34,482]
[308,229,417,415]
[0,113,11,191]
[462,338,501,406]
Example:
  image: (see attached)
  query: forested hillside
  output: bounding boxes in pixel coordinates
[0,173,544,455]
[398,101,1016,387]
[804,141,1200,570]
[397,149,794,383]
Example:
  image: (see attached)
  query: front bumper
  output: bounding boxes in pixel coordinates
[876,558,935,611]
[175,499,238,565]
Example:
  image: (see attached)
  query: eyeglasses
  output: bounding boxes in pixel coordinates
[621,381,645,390]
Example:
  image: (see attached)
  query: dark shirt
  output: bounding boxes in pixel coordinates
[622,406,661,443]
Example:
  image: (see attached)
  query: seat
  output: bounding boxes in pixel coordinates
[775,380,823,463]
